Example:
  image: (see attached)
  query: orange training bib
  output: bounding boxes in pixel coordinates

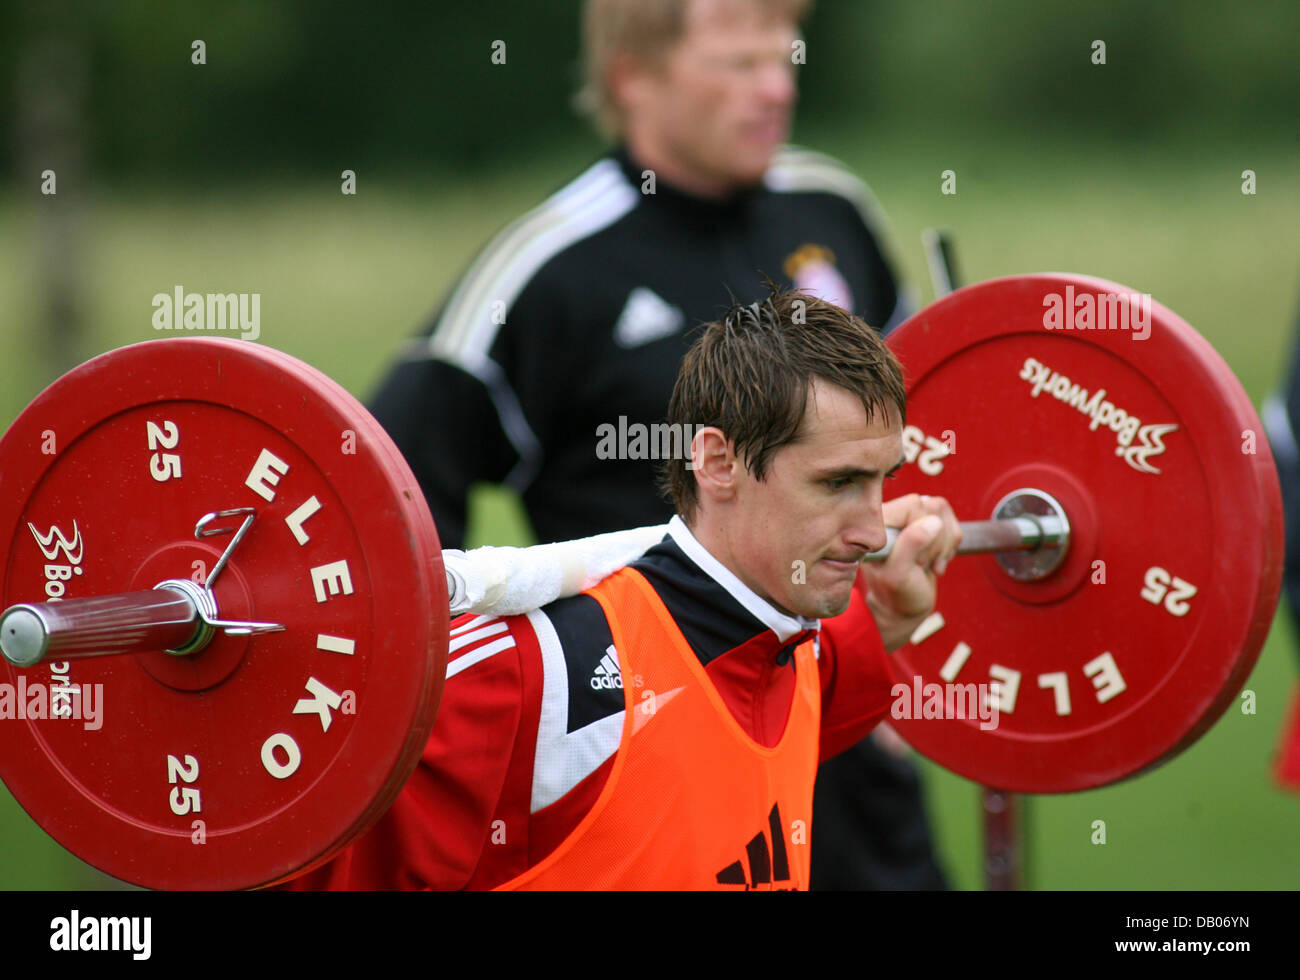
[497,567,820,890]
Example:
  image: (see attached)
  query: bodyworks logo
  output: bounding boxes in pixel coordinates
[1018,358,1178,475]
[28,521,83,564]
[1116,426,1180,475]
[28,521,86,601]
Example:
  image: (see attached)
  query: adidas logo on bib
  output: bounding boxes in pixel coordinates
[590,645,623,691]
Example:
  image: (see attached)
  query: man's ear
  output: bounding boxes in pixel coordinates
[691,427,738,506]
[608,49,664,119]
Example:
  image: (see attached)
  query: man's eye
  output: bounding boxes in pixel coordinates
[826,477,852,491]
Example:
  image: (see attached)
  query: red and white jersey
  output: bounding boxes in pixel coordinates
[282,517,895,890]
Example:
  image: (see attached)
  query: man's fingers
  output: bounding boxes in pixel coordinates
[933,502,961,574]
[889,513,943,572]
[884,494,960,575]
[896,510,958,572]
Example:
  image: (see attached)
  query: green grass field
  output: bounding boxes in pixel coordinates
[2,126,1298,889]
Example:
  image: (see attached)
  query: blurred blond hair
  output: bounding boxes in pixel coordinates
[577,0,812,138]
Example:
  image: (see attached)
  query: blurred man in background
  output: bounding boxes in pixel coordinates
[369,0,948,889]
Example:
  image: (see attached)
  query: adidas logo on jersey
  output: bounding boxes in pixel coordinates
[590,645,623,691]
[613,288,684,348]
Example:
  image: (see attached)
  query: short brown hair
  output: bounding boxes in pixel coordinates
[577,0,813,138]
[661,286,906,523]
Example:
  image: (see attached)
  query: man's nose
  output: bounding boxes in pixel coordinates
[757,57,796,108]
[849,498,889,556]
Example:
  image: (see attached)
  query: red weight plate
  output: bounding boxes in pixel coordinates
[0,338,448,888]
[883,274,1282,792]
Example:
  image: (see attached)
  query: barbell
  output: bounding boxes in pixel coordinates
[0,273,1282,889]
[0,496,1070,667]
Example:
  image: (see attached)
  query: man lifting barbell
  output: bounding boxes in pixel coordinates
[0,272,1281,889]
[367,0,944,893]
[284,285,958,889]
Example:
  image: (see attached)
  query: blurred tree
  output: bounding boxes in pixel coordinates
[0,0,1295,182]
